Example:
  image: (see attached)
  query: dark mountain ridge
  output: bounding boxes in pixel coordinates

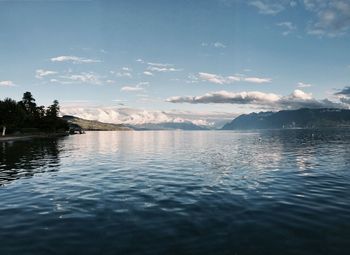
[222,108,350,130]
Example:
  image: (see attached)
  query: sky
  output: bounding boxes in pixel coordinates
[1,0,350,127]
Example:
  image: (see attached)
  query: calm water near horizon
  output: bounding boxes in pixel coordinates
[1,130,350,254]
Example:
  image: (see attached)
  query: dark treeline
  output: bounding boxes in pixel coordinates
[0,92,68,136]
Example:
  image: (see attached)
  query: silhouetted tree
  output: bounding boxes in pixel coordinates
[0,92,68,135]
[0,98,25,136]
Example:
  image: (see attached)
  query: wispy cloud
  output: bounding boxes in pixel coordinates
[35,69,57,79]
[58,72,102,85]
[305,0,350,37]
[197,72,271,84]
[136,58,145,63]
[249,0,285,15]
[120,82,149,92]
[116,72,132,78]
[167,89,345,109]
[147,66,181,72]
[202,41,227,48]
[147,62,172,67]
[121,86,144,92]
[0,80,16,87]
[213,42,227,48]
[110,67,133,78]
[243,77,271,83]
[143,71,154,76]
[277,21,297,36]
[297,82,312,88]
[198,72,228,84]
[247,0,350,37]
[141,62,182,72]
[51,55,101,64]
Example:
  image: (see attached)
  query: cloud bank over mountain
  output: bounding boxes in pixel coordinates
[60,106,235,128]
[167,89,347,110]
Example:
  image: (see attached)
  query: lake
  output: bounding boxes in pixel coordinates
[1,130,350,255]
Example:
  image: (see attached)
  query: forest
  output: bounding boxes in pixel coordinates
[0,92,68,136]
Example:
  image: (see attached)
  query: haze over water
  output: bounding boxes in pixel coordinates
[1,130,350,254]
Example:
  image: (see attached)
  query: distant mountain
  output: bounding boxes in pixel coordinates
[129,122,209,130]
[62,115,132,131]
[222,108,350,130]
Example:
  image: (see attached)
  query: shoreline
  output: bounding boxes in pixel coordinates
[0,133,68,142]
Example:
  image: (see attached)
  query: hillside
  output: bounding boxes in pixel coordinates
[222,108,350,130]
[62,115,132,131]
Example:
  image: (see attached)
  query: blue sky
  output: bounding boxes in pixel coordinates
[1,0,350,127]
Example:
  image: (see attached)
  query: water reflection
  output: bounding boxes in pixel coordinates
[0,138,63,185]
[1,130,350,254]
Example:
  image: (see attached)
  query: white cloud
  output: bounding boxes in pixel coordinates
[147,66,181,72]
[199,72,227,84]
[166,89,345,109]
[297,82,312,88]
[120,86,144,92]
[243,77,271,83]
[0,80,16,87]
[35,69,57,79]
[120,82,148,92]
[145,62,181,72]
[147,62,172,67]
[213,42,227,48]
[197,72,270,84]
[122,67,132,71]
[143,71,154,76]
[51,55,101,64]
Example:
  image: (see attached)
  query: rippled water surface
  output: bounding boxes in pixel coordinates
[1,130,350,255]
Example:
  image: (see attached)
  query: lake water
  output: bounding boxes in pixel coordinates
[1,130,350,255]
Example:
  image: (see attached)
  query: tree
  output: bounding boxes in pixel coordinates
[21,92,37,114]
[46,100,60,118]
[0,98,25,136]
[0,92,68,136]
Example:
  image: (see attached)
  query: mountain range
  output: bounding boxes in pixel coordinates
[62,115,208,131]
[62,115,132,131]
[222,108,350,130]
